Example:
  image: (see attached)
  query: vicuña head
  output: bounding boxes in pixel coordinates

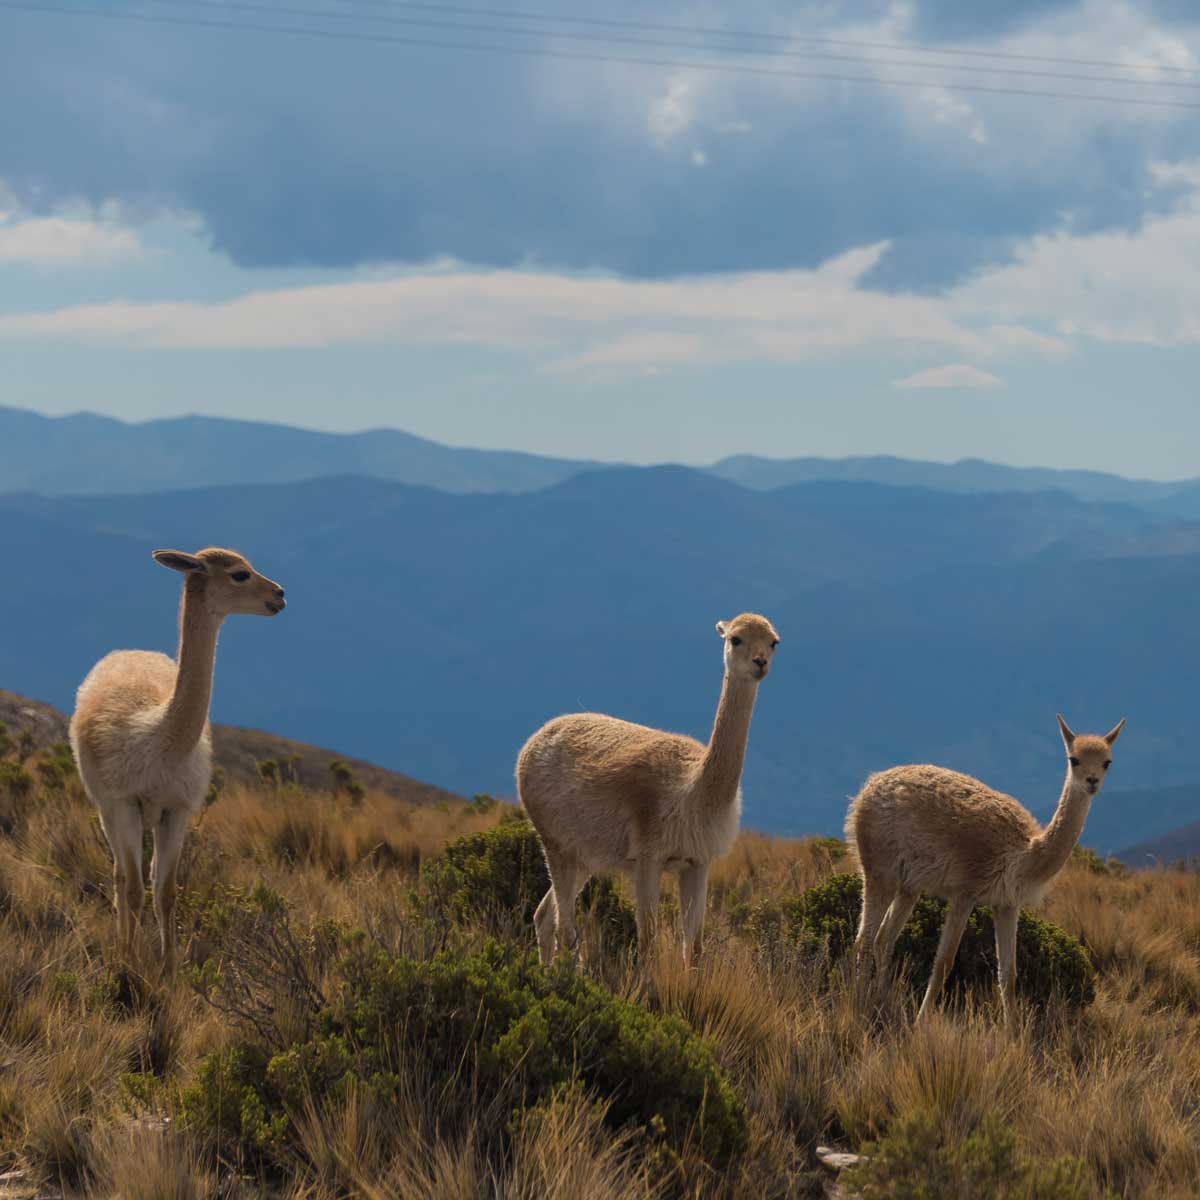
[717,613,779,683]
[152,547,286,617]
[518,611,779,970]
[1057,713,1124,797]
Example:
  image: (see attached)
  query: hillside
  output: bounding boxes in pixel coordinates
[2,469,1200,849]
[0,732,1196,1197]
[0,688,460,808]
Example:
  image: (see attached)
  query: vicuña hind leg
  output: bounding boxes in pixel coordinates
[872,889,917,1001]
[533,888,558,966]
[855,874,896,977]
[543,847,586,961]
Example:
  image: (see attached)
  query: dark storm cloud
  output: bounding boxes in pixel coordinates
[1,1,1198,290]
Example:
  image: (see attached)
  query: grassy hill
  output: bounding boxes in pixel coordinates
[0,689,460,808]
[0,706,1196,1197]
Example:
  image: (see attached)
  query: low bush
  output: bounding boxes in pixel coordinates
[419,813,637,952]
[746,873,1095,1008]
[842,1108,1092,1199]
[184,926,748,1174]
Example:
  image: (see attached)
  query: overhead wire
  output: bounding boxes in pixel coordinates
[318,0,1200,77]
[132,0,1200,92]
[3,0,1200,111]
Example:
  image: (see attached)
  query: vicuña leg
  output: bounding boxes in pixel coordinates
[678,862,709,968]
[544,846,585,961]
[855,874,896,975]
[917,894,973,1021]
[99,803,144,960]
[993,904,1019,1029]
[152,808,189,973]
[634,859,662,960]
[872,889,917,999]
[533,888,558,966]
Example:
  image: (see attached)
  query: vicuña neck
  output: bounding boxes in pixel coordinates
[1024,771,1092,884]
[696,672,758,807]
[160,579,222,753]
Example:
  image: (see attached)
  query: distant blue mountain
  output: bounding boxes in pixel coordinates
[3,405,1197,511]
[1,467,1196,851]
[0,405,605,495]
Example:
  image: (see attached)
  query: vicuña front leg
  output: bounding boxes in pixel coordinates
[917,894,973,1021]
[678,862,709,968]
[993,904,1019,1029]
[152,808,189,973]
[634,859,662,961]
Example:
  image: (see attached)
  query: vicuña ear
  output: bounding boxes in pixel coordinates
[715,620,728,637]
[1103,717,1126,746]
[152,549,205,574]
[1056,713,1076,748]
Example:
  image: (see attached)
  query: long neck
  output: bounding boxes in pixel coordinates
[1023,770,1092,883]
[160,579,222,752]
[696,672,759,806]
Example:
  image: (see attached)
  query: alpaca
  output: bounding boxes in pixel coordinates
[517,613,779,967]
[69,547,286,971]
[845,714,1125,1024]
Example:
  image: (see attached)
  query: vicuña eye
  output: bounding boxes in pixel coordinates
[230,571,250,583]
[770,639,779,649]
[1103,760,1112,770]
[1068,756,1080,767]
[729,636,742,647]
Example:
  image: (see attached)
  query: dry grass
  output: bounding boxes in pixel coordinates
[0,749,1197,1199]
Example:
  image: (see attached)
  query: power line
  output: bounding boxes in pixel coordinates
[6,0,1200,111]
[152,0,1200,92]
[321,0,1200,77]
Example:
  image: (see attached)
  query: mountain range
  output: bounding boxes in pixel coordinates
[1,404,1198,856]
[8,404,1200,517]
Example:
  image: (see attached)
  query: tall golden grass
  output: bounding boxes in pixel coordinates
[0,750,1197,1198]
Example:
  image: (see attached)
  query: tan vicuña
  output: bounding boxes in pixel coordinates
[844,713,1126,1025]
[69,547,286,971]
[517,613,779,967]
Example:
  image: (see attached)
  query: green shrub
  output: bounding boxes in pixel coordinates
[185,937,747,1172]
[746,873,1095,1008]
[181,1045,289,1160]
[842,1108,1092,1199]
[419,814,637,952]
[1070,845,1127,877]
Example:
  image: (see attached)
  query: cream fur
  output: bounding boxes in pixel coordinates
[844,713,1126,1025]
[69,547,285,971]
[517,613,779,967]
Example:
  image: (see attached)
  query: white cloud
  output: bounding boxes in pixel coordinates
[0,246,1028,372]
[894,364,1004,390]
[648,76,696,142]
[0,216,142,266]
[954,163,1200,346]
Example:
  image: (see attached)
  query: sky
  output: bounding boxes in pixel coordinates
[3,0,1200,475]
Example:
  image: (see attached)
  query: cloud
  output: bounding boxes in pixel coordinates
[893,363,1005,389]
[1,1,1199,287]
[0,216,142,266]
[0,238,1052,375]
[954,163,1200,345]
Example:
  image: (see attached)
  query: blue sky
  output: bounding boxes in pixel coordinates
[3,0,1200,474]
